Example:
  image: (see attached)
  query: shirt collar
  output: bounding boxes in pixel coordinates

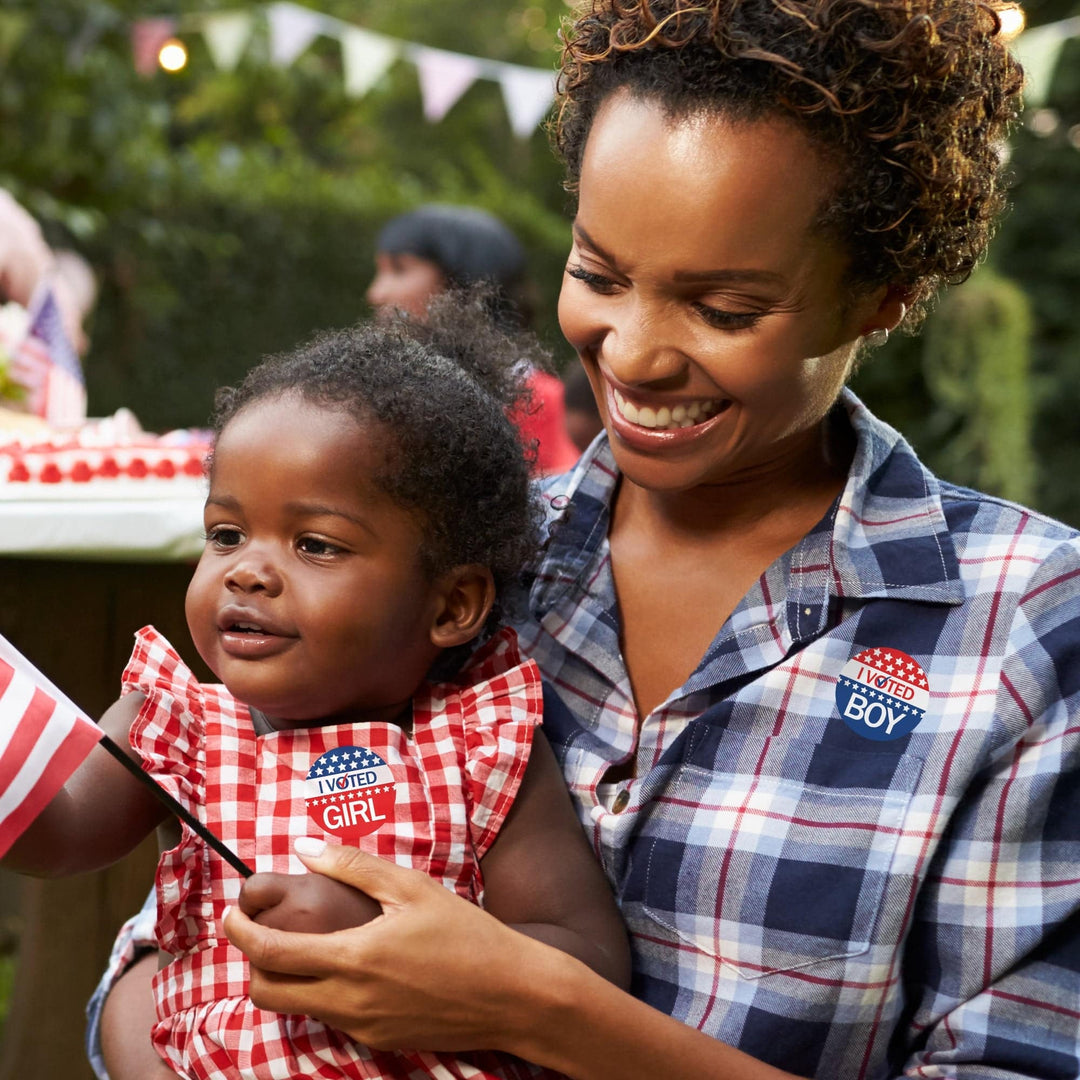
[528,389,964,624]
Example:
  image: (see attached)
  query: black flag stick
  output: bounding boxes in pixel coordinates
[97,733,253,878]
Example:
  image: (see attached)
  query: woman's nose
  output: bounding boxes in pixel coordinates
[601,297,689,388]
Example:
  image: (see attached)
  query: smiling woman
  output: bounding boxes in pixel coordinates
[101,3,1079,1080]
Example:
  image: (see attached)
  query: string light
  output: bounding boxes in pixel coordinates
[158,38,188,73]
[998,4,1026,40]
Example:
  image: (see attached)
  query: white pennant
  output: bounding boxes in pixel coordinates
[414,46,482,123]
[340,26,400,98]
[267,2,325,68]
[201,11,254,72]
[498,66,556,139]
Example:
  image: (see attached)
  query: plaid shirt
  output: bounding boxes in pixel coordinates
[515,390,1080,1079]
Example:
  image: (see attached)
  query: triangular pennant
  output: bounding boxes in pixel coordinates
[340,26,400,98]
[1012,18,1079,108]
[201,10,255,72]
[0,11,29,64]
[131,17,177,77]
[498,65,556,139]
[266,1,325,69]
[414,46,482,123]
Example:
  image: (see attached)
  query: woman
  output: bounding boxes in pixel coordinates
[366,203,582,476]
[96,1,1078,1078]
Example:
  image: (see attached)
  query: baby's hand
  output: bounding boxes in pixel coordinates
[238,870,382,934]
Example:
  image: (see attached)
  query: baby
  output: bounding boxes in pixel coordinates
[6,290,628,1080]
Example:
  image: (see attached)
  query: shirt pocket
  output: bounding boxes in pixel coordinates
[635,736,923,979]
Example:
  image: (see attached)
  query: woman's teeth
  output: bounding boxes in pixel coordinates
[613,390,725,430]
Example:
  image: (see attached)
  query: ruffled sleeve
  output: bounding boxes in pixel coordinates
[454,627,544,860]
[123,626,206,819]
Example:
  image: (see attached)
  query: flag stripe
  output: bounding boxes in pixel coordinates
[0,718,102,858]
[0,651,103,859]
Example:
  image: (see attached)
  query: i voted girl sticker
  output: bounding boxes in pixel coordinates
[835,648,929,741]
[304,746,397,841]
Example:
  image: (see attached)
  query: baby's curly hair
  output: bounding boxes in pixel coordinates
[211,286,547,660]
[555,0,1024,326]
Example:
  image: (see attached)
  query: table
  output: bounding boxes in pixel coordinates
[0,421,213,1079]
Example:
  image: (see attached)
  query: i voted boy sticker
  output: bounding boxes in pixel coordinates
[835,648,929,741]
[304,746,397,841]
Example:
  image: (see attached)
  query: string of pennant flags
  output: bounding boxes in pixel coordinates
[131,2,559,139]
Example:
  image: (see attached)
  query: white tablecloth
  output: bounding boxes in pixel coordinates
[0,480,206,561]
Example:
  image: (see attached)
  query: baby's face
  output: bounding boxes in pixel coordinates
[185,394,444,729]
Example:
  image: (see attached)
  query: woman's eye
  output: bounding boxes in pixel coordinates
[693,303,763,331]
[298,537,341,557]
[206,527,243,548]
[566,264,619,293]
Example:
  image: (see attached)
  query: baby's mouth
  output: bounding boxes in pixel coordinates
[613,389,730,431]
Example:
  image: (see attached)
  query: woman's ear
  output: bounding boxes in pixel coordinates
[429,565,496,649]
[859,284,911,338]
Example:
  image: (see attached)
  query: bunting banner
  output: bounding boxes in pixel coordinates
[340,26,400,100]
[267,1,325,68]
[132,2,558,138]
[200,11,255,73]
[498,66,557,140]
[414,46,483,123]
[131,16,177,78]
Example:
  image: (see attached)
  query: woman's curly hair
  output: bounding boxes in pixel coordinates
[211,286,547,663]
[554,0,1024,326]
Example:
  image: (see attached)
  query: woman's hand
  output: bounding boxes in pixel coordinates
[223,839,558,1053]
[239,870,382,934]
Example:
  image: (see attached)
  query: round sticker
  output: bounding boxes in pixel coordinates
[834,648,929,741]
[304,745,397,841]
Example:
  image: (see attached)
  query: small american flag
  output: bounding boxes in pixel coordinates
[11,285,87,426]
[0,633,103,859]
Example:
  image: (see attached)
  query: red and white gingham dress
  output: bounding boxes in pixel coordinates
[125,625,559,1080]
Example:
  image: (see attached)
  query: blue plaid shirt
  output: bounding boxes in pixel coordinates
[516,391,1080,1079]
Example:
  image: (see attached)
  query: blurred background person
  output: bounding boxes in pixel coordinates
[562,362,603,455]
[367,203,580,476]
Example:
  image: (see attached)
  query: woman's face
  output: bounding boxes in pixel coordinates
[366,251,446,320]
[558,92,899,494]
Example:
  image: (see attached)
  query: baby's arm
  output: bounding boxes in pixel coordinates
[239,869,382,934]
[2,692,167,876]
[479,729,631,988]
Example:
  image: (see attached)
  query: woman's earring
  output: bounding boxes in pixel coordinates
[864,328,889,347]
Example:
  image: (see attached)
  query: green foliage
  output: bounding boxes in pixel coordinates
[921,271,1035,505]
[989,32,1080,526]
[3,0,1077,526]
[0,0,574,431]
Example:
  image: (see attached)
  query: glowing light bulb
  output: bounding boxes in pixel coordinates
[158,39,188,72]
[998,5,1026,39]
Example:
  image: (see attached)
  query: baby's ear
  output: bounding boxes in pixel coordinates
[429,565,495,648]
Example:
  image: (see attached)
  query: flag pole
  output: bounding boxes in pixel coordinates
[96,734,253,878]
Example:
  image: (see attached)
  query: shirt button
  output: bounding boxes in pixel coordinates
[612,788,630,814]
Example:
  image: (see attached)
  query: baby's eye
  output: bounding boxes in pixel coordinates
[297,536,342,557]
[206,527,243,548]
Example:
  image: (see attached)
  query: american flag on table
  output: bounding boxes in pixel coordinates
[9,284,87,427]
[0,633,102,859]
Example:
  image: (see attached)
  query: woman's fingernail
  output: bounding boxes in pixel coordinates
[222,904,232,925]
[294,836,327,857]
